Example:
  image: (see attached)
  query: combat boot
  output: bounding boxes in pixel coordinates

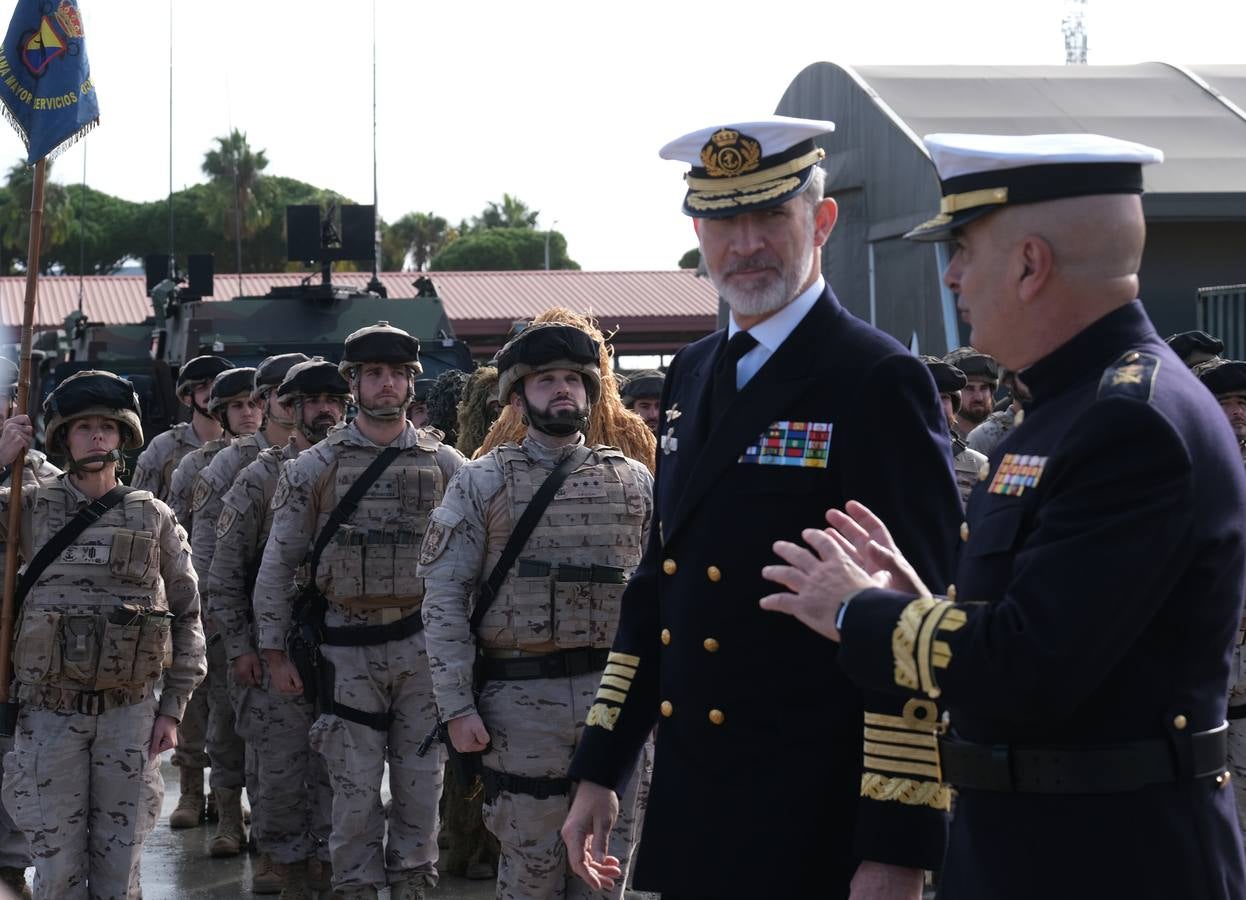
[388,876,427,900]
[251,853,286,895]
[208,787,247,857]
[168,765,206,828]
[277,859,309,900]
[0,866,30,900]
[205,787,219,822]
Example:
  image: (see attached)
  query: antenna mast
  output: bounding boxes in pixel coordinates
[1063,0,1088,65]
[366,0,385,297]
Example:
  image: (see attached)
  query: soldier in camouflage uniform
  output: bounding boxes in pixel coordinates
[191,354,306,865]
[922,356,989,506]
[254,323,465,900]
[207,357,349,898]
[129,354,230,830]
[169,366,261,853]
[1166,330,1224,369]
[419,322,653,900]
[966,369,1030,457]
[942,346,999,441]
[1196,357,1246,835]
[619,370,663,436]
[0,371,206,899]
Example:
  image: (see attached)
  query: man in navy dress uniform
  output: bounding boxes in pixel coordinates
[561,117,963,899]
[760,132,1246,900]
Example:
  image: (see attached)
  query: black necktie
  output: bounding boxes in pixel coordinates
[710,331,758,425]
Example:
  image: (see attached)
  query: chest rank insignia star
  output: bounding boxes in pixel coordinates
[661,426,678,456]
[664,403,682,423]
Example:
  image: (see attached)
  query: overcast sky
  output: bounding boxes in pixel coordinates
[2,0,1242,272]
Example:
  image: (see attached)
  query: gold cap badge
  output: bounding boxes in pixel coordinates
[700,128,762,178]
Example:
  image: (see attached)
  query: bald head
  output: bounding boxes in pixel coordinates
[944,193,1150,370]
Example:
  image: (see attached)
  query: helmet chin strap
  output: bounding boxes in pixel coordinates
[519,388,590,438]
[65,448,125,475]
[264,392,296,430]
[352,371,414,421]
[294,398,341,443]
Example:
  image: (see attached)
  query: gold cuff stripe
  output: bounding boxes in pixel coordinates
[607,652,641,667]
[598,675,632,690]
[863,741,940,764]
[684,148,826,192]
[595,688,628,704]
[863,755,941,780]
[917,602,968,695]
[863,698,941,733]
[686,176,802,211]
[860,773,953,811]
[863,726,938,748]
[940,186,1009,214]
[892,598,937,689]
[603,664,636,679]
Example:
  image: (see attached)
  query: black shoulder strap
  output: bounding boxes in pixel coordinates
[471,444,591,631]
[306,444,403,582]
[15,484,133,607]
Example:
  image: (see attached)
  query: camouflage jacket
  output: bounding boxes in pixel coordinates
[130,421,209,501]
[167,437,229,546]
[418,434,653,720]
[207,439,300,661]
[252,421,464,651]
[966,408,1016,457]
[190,432,273,592]
[0,474,205,720]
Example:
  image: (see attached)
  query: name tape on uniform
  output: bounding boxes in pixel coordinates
[738,421,831,468]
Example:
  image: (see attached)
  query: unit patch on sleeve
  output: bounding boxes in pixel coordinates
[987,454,1048,496]
[738,421,831,468]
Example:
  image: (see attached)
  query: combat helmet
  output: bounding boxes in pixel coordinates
[921,355,968,413]
[43,370,144,473]
[496,322,601,437]
[207,367,257,436]
[620,370,664,409]
[278,356,351,443]
[942,347,999,385]
[338,321,422,420]
[1166,331,1224,369]
[253,352,309,428]
[176,355,233,418]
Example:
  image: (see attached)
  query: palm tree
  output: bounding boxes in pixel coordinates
[0,160,75,273]
[471,193,540,231]
[201,129,270,249]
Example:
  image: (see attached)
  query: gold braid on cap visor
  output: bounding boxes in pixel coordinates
[683,147,826,192]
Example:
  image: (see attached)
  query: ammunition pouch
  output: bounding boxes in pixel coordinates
[481,766,571,802]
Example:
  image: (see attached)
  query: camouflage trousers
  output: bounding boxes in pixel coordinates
[1228,664,1246,836]
[0,733,30,870]
[308,616,443,891]
[205,638,247,793]
[2,695,163,899]
[232,658,332,865]
[478,672,642,900]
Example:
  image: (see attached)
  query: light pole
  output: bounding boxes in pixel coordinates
[544,219,560,270]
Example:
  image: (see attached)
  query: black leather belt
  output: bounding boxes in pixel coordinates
[480,647,609,681]
[939,723,1228,794]
[321,611,424,647]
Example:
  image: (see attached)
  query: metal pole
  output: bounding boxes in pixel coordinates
[167,0,174,278]
[0,158,47,734]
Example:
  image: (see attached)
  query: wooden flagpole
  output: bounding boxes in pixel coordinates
[0,157,47,735]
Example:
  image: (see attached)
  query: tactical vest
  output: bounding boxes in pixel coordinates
[477,445,647,651]
[316,437,445,610]
[12,486,172,712]
[158,423,199,493]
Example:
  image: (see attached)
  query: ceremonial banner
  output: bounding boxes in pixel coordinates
[0,0,97,163]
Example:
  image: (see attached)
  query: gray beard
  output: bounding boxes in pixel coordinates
[714,241,815,319]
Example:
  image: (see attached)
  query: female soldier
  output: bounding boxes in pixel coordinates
[0,370,206,899]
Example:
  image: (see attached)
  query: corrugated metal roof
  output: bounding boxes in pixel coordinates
[0,269,718,329]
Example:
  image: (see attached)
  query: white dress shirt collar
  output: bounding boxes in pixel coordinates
[728,276,825,351]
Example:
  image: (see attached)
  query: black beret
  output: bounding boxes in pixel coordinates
[1198,359,1246,396]
[497,323,599,373]
[255,353,310,389]
[278,358,351,399]
[943,347,999,381]
[922,356,968,394]
[1166,331,1224,367]
[177,355,233,392]
[44,370,140,420]
[621,370,665,400]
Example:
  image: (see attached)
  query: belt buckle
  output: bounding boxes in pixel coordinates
[380,608,402,626]
[77,692,103,716]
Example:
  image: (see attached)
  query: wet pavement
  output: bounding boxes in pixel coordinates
[140,755,494,900]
